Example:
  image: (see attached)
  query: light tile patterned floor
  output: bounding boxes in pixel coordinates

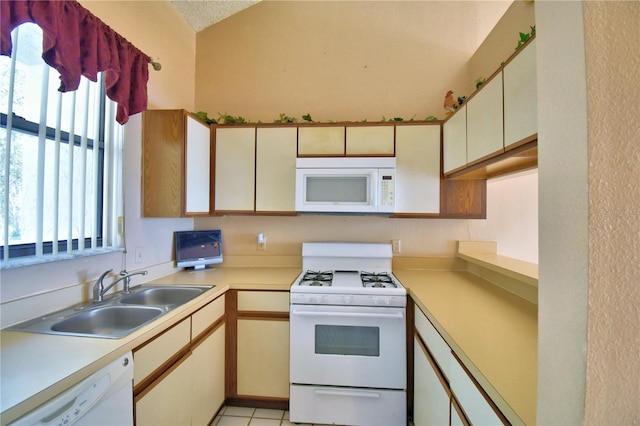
[211,406,296,426]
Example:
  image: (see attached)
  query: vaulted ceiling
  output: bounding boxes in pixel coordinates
[171,0,261,32]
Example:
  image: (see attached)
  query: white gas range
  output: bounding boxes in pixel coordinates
[289,242,407,426]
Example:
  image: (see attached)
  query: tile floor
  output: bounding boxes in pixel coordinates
[211,406,295,426]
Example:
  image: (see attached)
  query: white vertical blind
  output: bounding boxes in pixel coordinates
[1,23,124,263]
[35,63,50,257]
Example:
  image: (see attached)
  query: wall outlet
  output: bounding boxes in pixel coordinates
[135,247,143,264]
[257,233,267,251]
[392,239,401,253]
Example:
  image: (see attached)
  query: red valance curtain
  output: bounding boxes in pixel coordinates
[1,0,151,124]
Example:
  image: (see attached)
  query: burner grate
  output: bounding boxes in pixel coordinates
[360,272,397,288]
[300,270,333,287]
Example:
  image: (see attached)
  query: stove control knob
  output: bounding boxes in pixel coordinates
[384,297,392,305]
[342,295,353,304]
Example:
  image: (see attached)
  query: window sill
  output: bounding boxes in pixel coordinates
[1,247,124,270]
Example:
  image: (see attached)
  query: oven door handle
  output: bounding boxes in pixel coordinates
[291,310,404,320]
[315,389,381,399]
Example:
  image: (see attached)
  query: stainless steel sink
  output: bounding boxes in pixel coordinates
[50,306,165,338]
[8,285,214,339]
[121,286,209,306]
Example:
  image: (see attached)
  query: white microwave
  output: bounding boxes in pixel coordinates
[295,157,396,213]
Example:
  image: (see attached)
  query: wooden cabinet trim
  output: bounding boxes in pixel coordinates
[451,393,472,426]
[134,348,192,402]
[134,344,191,397]
[450,350,510,425]
[191,316,225,349]
[225,289,239,399]
[238,311,289,321]
[414,331,450,393]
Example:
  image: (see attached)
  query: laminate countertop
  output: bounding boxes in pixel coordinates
[0,267,300,425]
[395,269,537,426]
[2,265,536,426]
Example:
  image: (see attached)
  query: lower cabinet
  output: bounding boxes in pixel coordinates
[134,295,225,425]
[226,290,290,408]
[191,325,226,424]
[413,336,451,425]
[136,355,193,426]
[413,301,507,426]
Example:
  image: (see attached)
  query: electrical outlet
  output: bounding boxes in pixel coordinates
[135,247,143,264]
[392,239,401,253]
[257,233,267,251]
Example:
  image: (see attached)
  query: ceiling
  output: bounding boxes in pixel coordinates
[171,0,261,32]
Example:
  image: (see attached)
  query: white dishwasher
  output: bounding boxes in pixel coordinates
[11,352,133,426]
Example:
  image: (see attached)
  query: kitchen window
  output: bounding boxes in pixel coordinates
[0,23,124,265]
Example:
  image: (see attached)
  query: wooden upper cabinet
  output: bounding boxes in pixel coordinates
[298,126,345,156]
[395,124,440,214]
[503,39,537,149]
[214,126,256,212]
[142,110,211,217]
[256,127,297,212]
[443,105,467,174]
[346,125,395,156]
[466,74,504,165]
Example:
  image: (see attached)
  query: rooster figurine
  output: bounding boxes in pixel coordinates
[444,90,456,116]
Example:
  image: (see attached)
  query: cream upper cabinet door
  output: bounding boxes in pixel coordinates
[298,126,345,156]
[395,125,440,214]
[185,115,211,214]
[346,125,395,156]
[214,127,256,211]
[443,105,467,174]
[503,39,537,149]
[466,74,504,164]
[256,127,297,212]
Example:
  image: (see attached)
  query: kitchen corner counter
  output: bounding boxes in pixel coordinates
[394,268,537,426]
[0,265,300,424]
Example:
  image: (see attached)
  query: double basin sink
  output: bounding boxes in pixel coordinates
[10,285,214,339]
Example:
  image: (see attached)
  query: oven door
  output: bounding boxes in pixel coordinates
[290,303,406,390]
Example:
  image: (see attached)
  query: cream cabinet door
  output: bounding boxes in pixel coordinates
[443,105,467,174]
[413,336,451,426]
[395,125,440,214]
[237,319,290,398]
[466,74,504,164]
[298,126,345,156]
[192,325,225,425]
[135,355,193,426]
[449,355,506,425]
[214,127,256,211]
[346,125,395,156]
[504,39,537,149]
[133,318,191,387]
[256,127,297,212]
[185,115,211,214]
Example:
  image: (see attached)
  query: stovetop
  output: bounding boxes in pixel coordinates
[298,270,399,289]
[290,242,406,306]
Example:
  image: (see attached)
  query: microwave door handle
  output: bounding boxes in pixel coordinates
[291,310,404,320]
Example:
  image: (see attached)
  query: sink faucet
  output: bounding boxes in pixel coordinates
[92,269,148,302]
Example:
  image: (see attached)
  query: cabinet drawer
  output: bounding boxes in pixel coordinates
[415,307,452,379]
[449,355,505,425]
[133,318,191,386]
[191,295,225,339]
[238,291,290,312]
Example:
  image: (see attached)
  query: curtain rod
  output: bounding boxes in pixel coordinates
[150,60,161,71]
